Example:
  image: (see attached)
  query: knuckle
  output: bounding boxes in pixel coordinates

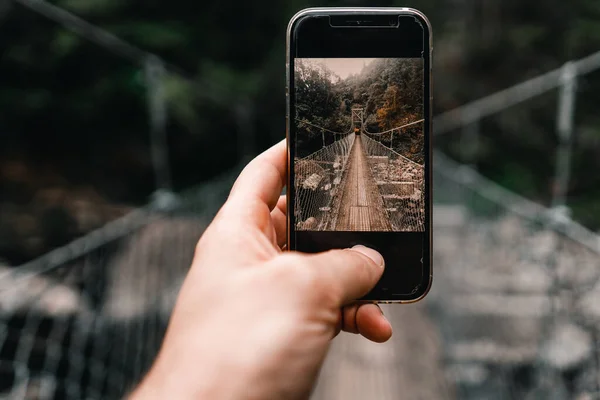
[259,159,283,182]
[297,266,322,291]
[216,200,238,219]
[193,213,237,255]
[211,214,239,237]
[279,254,323,290]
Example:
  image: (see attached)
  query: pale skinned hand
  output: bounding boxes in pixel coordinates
[130,140,392,400]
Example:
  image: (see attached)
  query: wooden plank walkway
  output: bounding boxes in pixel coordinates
[311,303,455,400]
[333,136,392,231]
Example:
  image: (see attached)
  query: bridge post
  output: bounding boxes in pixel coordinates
[351,108,364,132]
[322,129,325,148]
[388,129,394,180]
[551,62,577,210]
[145,55,172,193]
[460,110,480,170]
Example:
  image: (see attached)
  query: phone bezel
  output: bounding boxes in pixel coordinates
[286,8,433,304]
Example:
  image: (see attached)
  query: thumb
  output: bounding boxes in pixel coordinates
[305,245,385,306]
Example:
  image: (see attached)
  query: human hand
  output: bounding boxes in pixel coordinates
[130,140,392,400]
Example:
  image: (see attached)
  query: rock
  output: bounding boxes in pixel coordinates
[377,182,414,196]
[38,285,85,316]
[577,285,600,323]
[455,263,551,293]
[410,189,422,201]
[555,248,598,287]
[449,339,537,364]
[495,216,524,243]
[446,363,488,385]
[433,205,467,228]
[431,199,600,394]
[9,374,58,400]
[446,313,543,348]
[302,217,318,230]
[448,294,552,317]
[527,230,558,261]
[540,321,592,370]
[0,266,90,318]
[511,262,553,291]
[302,173,323,190]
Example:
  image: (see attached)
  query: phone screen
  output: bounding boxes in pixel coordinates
[287,10,431,301]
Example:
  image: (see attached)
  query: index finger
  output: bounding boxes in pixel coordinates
[228,139,287,211]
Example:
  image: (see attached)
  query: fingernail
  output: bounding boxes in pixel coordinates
[352,245,384,268]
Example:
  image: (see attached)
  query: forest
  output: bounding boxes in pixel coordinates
[294,58,424,163]
[2,0,600,264]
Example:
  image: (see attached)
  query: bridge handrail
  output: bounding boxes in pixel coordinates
[361,134,423,168]
[363,119,425,136]
[294,118,354,136]
[298,133,355,162]
[1,162,243,288]
[433,48,600,135]
[434,150,600,255]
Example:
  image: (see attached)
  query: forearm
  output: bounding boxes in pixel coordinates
[128,360,228,400]
[127,346,263,400]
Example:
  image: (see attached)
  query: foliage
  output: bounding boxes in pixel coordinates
[295,58,424,162]
[294,59,343,128]
[2,0,600,263]
[433,0,600,228]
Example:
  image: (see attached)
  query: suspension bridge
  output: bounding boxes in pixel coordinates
[295,108,425,232]
[3,1,600,399]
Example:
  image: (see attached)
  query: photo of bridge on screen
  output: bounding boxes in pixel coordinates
[294,58,425,232]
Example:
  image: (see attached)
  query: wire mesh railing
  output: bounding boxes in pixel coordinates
[294,133,355,231]
[3,1,600,399]
[0,163,240,399]
[0,212,205,399]
[364,118,425,137]
[361,134,425,232]
[427,44,600,400]
[4,149,599,399]
[430,151,600,399]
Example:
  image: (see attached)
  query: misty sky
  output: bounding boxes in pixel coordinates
[304,58,377,80]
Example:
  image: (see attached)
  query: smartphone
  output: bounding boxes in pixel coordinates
[286,8,432,303]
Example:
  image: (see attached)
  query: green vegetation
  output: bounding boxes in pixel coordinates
[1,0,600,263]
[295,58,423,162]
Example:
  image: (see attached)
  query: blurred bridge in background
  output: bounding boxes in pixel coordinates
[1,1,600,400]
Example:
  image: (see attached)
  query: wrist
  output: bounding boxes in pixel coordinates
[128,354,248,400]
[128,362,212,400]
